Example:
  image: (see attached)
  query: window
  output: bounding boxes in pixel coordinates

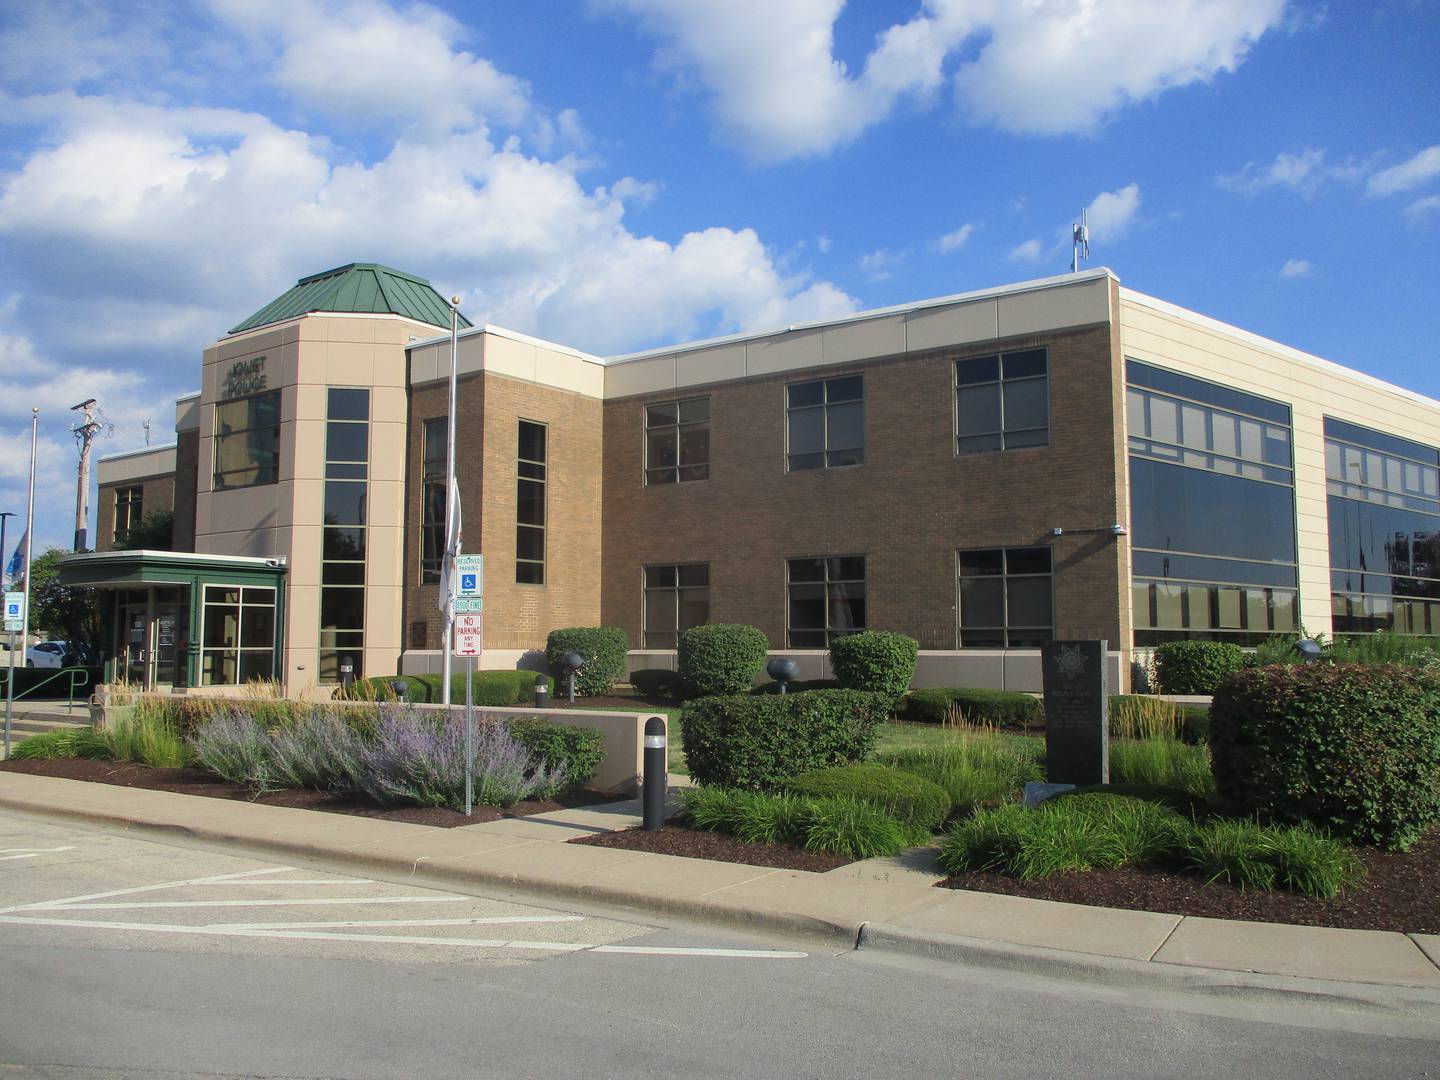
[787,556,865,646]
[213,390,281,490]
[1325,417,1440,636]
[200,585,276,685]
[787,376,863,471]
[517,420,546,584]
[421,418,447,584]
[320,388,368,682]
[955,349,1048,454]
[959,548,1053,648]
[114,486,143,542]
[646,398,710,484]
[643,564,710,647]
[1127,371,1292,484]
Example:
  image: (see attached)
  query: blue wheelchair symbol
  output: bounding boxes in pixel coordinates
[461,574,477,592]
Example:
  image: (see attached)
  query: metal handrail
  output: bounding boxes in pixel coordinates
[0,666,92,712]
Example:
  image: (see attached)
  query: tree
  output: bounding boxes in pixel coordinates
[115,509,175,551]
[27,548,104,663]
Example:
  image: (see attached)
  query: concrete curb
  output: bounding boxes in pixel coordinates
[855,923,1440,1013]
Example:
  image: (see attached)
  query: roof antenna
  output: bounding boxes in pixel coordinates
[1071,208,1090,273]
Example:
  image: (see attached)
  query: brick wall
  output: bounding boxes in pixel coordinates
[95,473,177,552]
[403,371,604,652]
[600,322,1127,652]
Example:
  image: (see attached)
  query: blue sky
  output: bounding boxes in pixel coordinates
[0,0,1437,557]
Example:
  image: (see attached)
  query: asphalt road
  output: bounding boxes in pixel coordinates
[1,811,1436,1080]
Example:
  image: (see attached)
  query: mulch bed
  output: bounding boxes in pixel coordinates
[572,821,852,873]
[0,757,625,829]
[940,830,1440,934]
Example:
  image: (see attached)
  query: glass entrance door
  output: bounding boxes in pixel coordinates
[152,588,189,690]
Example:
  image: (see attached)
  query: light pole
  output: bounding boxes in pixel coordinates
[440,298,461,707]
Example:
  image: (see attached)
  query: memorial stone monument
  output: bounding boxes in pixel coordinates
[1040,639,1108,786]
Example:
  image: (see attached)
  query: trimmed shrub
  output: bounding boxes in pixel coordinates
[829,631,918,702]
[1210,663,1440,848]
[1109,694,1209,745]
[677,624,769,697]
[629,668,682,698]
[905,687,1043,728]
[545,627,628,697]
[751,678,840,695]
[1152,641,1247,694]
[786,764,951,830]
[680,689,888,790]
[507,720,605,789]
[343,670,548,706]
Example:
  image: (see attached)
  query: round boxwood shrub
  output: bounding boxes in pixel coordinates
[677,623,769,697]
[786,764,952,831]
[680,689,888,790]
[1153,641,1248,694]
[545,627,628,697]
[904,688,1044,728]
[829,631,918,703]
[629,667,682,699]
[1210,663,1440,848]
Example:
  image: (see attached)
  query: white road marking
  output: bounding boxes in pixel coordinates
[0,847,76,855]
[40,896,471,911]
[1,866,295,913]
[0,914,807,958]
[0,854,44,862]
[207,915,585,931]
[186,879,376,886]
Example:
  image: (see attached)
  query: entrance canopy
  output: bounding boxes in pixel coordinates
[56,550,287,691]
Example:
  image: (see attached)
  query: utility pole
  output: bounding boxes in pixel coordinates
[71,398,102,552]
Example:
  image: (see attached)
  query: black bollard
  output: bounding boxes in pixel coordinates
[643,716,666,831]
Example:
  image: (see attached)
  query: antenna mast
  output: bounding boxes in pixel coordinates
[1071,208,1090,273]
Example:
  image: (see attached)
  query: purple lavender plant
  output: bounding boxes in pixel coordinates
[188,710,279,792]
[269,711,368,792]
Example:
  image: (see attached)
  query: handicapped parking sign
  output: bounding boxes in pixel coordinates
[4,592,21,633]
[461,573,477,592]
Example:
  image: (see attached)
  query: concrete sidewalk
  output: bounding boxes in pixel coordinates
[2,770,1438,1003]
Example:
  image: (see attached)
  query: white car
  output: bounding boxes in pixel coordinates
[26,641,78,668]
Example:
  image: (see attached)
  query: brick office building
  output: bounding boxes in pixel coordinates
[80,262,1440,694]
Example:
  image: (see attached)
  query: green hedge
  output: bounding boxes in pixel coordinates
[545,627,628,697]
[507,720,605,789]
[751,678,840,695]
[786,764,951,830]
[904,688,1043,728]
[629,668,683,698]
[1210,664,1440,848]
[681,689,888,790]
[829,631,918,702]
[1153,641,1247,694]
[677,624,769,697]
[344,670,547,706]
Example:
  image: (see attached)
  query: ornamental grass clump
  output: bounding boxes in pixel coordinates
[1108,737,1215,800]
[874,726,1043,812]
[105,704,191,769]
[679,786,919,859]
[9,727,111,761]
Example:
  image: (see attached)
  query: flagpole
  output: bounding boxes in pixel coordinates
[3,408,37,757]
[441,299,460,707]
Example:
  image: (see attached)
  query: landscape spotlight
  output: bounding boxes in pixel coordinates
[1292,639,1324,663]
[559,651,586,702]
[766,657,801,693]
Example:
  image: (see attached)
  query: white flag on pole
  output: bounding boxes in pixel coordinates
[437,476,463,613]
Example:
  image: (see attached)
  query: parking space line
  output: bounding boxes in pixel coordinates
[0,914,807,959]
[0,847,76,861]
[39,896,472,911]
[208,915,585,931]
[2,866,296,913]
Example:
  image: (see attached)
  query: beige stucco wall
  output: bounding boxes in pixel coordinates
[1118,290,1440,640]
[197,311,449,691]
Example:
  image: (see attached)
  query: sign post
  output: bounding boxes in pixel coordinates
[452,554,483,816]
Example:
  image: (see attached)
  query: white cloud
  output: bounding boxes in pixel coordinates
[1405,195,1440,226]
[1367,145,1440,197]
[937,223,976,253]
[816,235,831,253]
[1009,238,1044,263]
[859,248,905,282]
[1217,148,1343,196]
[209,0,535,137]
[1279,258,1312,279]
[1084,184,1140,241]
[600,0,1287,159]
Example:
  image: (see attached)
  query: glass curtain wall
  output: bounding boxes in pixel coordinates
[320,388,369,681]
[1325,417,1440,634]
[1126,361,1299,645]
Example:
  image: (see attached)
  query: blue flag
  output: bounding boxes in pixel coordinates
[5,529,27,585]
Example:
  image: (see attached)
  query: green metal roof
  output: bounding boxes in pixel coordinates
[229,263,472,334]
